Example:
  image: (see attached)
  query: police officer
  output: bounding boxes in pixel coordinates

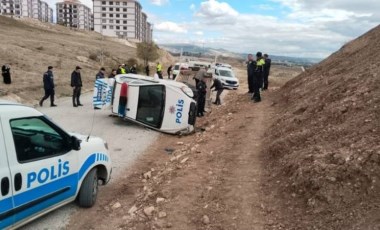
[211,76,224,105]
[247,54,255,93]
[39,66,57,107]
[130,64,137,74]
[71,66,83,107]
[1,64,11,84]
[196,77,207,117]
[156,62,163,79]
[96,67,106,79]
[252,52,265,102]
[263,53,271,90]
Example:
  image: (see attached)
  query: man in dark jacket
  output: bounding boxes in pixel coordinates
[2,64,11,84]
[247,54,255,93]
[145,65,150,76]
[130,64,137,74]
[196,78,207,117]
[39,66,57,107]
[71,66,83,107]
[210,77,224,105]
[263,53,271,90]
[96,67,106,79]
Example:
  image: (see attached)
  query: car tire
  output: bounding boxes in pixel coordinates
[78,168,98,208]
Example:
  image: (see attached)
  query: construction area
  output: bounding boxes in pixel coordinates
[1,16,379,230]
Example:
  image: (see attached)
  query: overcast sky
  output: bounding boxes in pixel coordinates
[47,0,379,58]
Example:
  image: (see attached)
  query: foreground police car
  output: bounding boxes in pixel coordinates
[211,66,239,90]
[93,74,197,135]
[0,102,111,229]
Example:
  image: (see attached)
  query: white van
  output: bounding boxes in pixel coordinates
[0,102,112,229]
[211,66,240,90]
[172,63,189,79]
[93,74,197,135]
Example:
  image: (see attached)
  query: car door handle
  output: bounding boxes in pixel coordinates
[14,173,22,191]
[1,177,10,196]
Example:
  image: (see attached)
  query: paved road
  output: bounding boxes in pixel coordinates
[21,93,159,230]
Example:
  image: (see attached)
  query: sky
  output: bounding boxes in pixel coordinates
[47,0,380,58]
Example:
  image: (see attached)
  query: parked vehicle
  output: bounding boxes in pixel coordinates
[93,74,197,135]
[172,63,189,79]
[0,101,111,229]
[210,66,239,90]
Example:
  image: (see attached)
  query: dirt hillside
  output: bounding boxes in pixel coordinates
[0,16,174,104]
[264,25,380,228]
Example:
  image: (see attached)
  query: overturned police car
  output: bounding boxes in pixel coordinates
[93,74,197,135]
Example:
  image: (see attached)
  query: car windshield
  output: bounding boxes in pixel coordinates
[219,70,234,78]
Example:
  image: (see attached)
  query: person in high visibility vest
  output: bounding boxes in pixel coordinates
[251,52,265,102]
[156,62,163,79]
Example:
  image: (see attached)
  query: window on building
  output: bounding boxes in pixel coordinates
[73,15,77,18]
[123,20,127,24]
[116,26,120,30]
[123,26,127,30]
[109,1,113,5]
[109,7,113,11]
[73,5,77,8]
[102,13,106,17]
[115,2,119,5]
[116,20,120,24]
[109,19,113,23]
[116,8,119,11]
[102,25,106,29]
[116,14,119,17]
[109,13,113,17]
[101,1,106,5]
[102,7,106,11]
[123,2,127,6]
[123,8,127,12]
[123,14,127,18]
[110,25,114,29]
[102,19,106,23]
[15,4,19,8]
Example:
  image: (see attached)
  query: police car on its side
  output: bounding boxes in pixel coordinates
[93,74,197,135]
[0,101,112,229]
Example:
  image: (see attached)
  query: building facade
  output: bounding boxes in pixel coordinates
[56,0,93,30]
[93,0,152,42]
[0,0,52,23]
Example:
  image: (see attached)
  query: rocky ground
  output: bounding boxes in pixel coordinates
[66,66,301,230]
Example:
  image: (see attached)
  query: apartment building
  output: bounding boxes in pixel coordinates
[93,0,152,42]
[56,0,93,30]
[0,0,53,22]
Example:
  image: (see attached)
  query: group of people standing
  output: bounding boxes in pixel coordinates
[247,52,271,102]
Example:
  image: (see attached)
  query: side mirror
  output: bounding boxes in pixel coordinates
[71,136,81,151]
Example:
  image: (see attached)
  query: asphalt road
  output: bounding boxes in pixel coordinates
[21,93,159,230]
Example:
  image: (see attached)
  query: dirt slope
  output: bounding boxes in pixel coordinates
[0,16,174,104]
[264,25,380,228]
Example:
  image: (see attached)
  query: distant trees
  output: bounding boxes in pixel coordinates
[137,42,160,66]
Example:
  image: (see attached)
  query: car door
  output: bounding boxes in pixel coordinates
[0,118,15,229]
[2,116,79,225]
[136,85,166,128]
[112,82,139,119]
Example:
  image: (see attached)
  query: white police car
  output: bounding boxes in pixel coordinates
[0,101,112,229]
[93,74,197,135]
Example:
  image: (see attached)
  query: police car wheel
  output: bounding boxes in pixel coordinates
[78,168,98,208]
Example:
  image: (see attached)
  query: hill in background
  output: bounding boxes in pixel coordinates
[0,16,174,104]
[264,25,380,229]
[159,43,321,66]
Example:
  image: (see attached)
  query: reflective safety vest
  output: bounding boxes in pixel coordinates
[157,64,162,72]
[256,58,265,72]
[120,67,126,74]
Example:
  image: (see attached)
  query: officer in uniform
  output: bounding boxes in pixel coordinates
[252,52,265,102]
[247,54,255,93]
[196,77,207,117]
[156,62,163,79]
[39,66,57,107]
[210,76,224,105]
[263,53,271,90]
[71,66,83,107]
